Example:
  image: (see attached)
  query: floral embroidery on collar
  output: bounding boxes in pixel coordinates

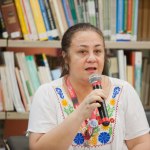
[54,85,123,148]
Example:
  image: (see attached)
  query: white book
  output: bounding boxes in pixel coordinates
[110,0,116,41]
[117,50,125,81]
[98,0,103,32]
[37,70,44,84]
[53,0,65,36]
[82,0,87,23]
[0,67,9,111]
[45,67,52,82]
[4,52,25,112]
[85,0,90,23]
[22,0,39,40]
[124,55,127,81]
[0,80,3,111]
[19,70,31,110]
[38,66,47,84]
[73,0,81,23]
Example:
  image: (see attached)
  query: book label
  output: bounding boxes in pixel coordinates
[11,31,20,38]
[39,32,47,39]
[2,32,8,38]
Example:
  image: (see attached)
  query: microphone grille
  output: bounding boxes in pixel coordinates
[89,74,102,85]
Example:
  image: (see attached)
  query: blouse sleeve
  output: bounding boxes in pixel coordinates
[123,82,149,140]
[27,83,57,134]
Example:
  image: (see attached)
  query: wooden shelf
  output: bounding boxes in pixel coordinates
[0,112,5,119]
[8,40,61,48]
[6,112,29,120]
[0,39,7,47]
[3,40,150,49]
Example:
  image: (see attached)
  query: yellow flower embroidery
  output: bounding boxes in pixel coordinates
[101,125,110,131]
[61,99,68,106]
[79,127,82,132]
[89,133,98,146]
[110,99,115,105]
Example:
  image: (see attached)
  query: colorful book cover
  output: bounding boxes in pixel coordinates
[68,0,78,24]
[123,0,128,41]
[29,0,48,41]
[43,0,59,40]
[38,0,53,40]
[127,0,132,41]
[116,0,124,41]
[14,0,28,40]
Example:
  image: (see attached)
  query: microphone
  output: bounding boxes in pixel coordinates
[89,74,110,126]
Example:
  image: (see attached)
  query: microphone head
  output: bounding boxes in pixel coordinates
[89,74,102,85]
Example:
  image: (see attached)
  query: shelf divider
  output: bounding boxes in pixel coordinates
[6,112,29,119]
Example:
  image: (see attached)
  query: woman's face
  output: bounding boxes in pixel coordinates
[67,31,105,83]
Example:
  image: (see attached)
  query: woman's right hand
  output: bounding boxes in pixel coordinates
[75,89,107,122]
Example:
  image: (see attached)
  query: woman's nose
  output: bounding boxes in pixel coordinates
[87,53,96,62]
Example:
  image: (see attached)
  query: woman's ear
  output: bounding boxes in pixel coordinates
[62,51,68,64]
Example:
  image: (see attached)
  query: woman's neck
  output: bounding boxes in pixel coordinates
[68,75,93,104]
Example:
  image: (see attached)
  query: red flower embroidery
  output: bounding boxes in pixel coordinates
[96,116,102,125]
[110,118,115,123]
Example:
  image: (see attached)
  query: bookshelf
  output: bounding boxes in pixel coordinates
[0,40,150,49]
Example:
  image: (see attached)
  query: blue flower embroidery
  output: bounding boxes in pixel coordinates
[112,87,121,98]
[55,88,64,99]
[98,132,110,144]
[74,133,84,145]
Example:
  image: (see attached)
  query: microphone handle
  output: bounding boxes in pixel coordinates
[93,84,110,126]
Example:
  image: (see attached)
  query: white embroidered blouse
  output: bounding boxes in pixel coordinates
[27,76,149,150]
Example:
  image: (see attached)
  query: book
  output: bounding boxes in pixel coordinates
[38,0,53,40]
[15,67,28,112]
[57,0,68,32]
[14,0,29,40]
[116,0,124,41]
[123,0,128,41]
[87,0,96,27]
[26,56,41,92]
[85,0,90,23]
[82,0,87,23]
[1,0,23,39]
[131,0,139,41]
[29,0,48,41]
[43,0,59,40]
[110,0,116,41]
[77,0,84,23]
[73,0,81,23]
[3,52,25,112]
[126,65,134,86]
[49,0,62,39]
[134,51,142,99]
[127,0,132,41]
[137,0,143,41]
[0,7,8,39]
[98,0,103,32]
[68,0,78,24]
[95,0,100,29]
[117,50,126,80]
[21,0,39,41]
[51,68,61,80]
[0,79,3,111]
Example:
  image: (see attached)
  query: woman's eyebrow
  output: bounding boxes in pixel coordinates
[78,44,102,48]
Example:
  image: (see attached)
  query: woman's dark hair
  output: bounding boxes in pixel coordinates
[60,23,109,77]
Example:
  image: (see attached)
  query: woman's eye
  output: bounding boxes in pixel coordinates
[95,50,101,53]
[79,50,86,54]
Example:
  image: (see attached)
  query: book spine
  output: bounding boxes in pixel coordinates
[62,0,71,27]
[98,0,103,32]
[73,0,81,23]
[135,52,142,99]
[19,70,31,110]
[14,0,29,40]
[65,0,74,25]
[133,0,139,41]
[15,67,28,112]
[137,0,142,41]
[29,0,48,41]
[49,0,62,39]
[22,0,38,41]
[127,0,132,41]
[0,80,4,111]
[81,0,87,23]
[38,0,53,40]
[95,0,100,29]
[78,0,84,23]
[110,0,116,41]
[43,0,59,40]
[0,8,8,39]
[123,0,128,41]
[116,0,124,41]
[1,0,23,39]
[85,0,90,23]
[68,0,78,24]
[87,0,96,26]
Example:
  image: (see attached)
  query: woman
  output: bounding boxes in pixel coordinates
[27,23,150,150]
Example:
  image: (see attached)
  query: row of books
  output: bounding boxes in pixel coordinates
[108,49,150,106]
[0,0,150,42]
[0,51,61,112]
